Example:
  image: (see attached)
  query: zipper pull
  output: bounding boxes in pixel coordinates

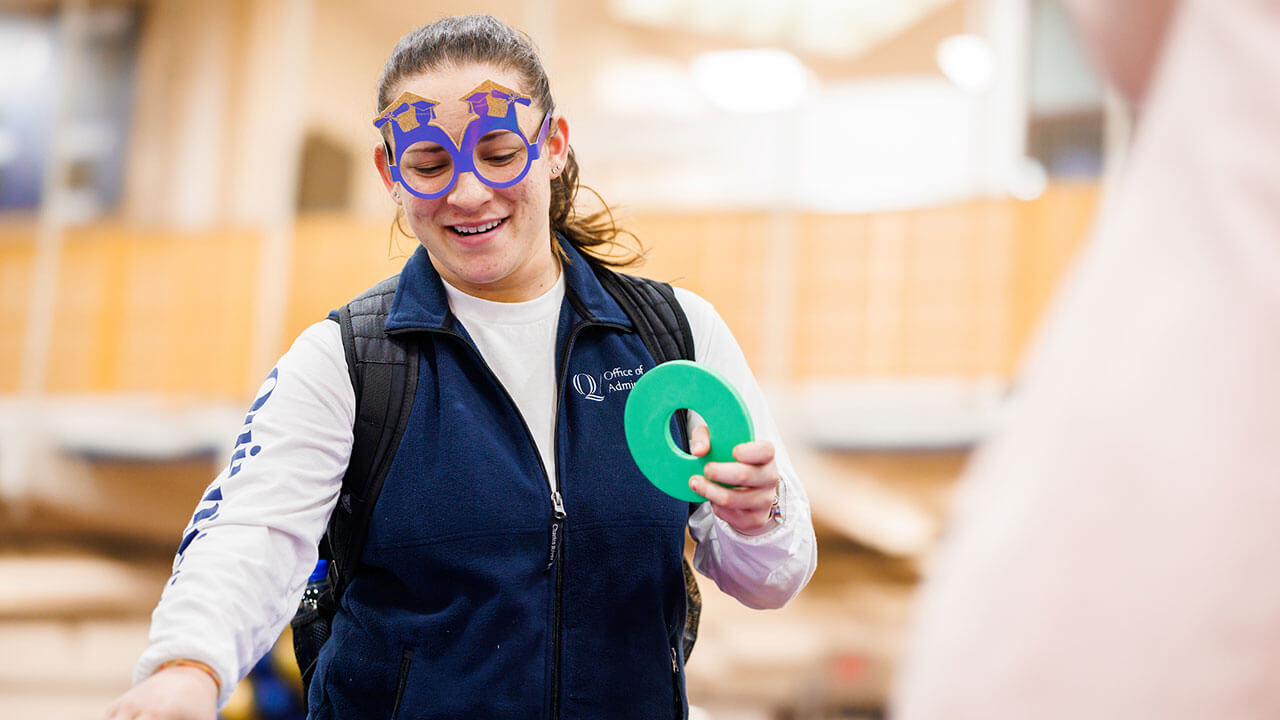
[671,646,679,673]
[551,490,567,520]
[546,490,567,571]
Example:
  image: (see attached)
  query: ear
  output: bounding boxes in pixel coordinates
[545,115,570,175]
[373,142,399,200]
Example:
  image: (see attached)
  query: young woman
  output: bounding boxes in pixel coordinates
[103,15,815,720]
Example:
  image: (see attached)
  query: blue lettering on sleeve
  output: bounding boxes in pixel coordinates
[190,504,219,525]
[228,445,262,478]
[170,365,282,585]
[248,368,279,413]
[177,528,200,555]
[225,367,276,478]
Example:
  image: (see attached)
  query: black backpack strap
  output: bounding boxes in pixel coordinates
[297,275,417,702]
[594,268,695,365]
[325,274,419,594]
[594,266,695,449]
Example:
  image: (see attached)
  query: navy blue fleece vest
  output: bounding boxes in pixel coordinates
[308,240,690,719]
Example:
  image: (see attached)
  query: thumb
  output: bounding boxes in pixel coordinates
[689,423,710,457]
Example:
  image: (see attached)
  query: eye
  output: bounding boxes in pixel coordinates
[408,162,450,176]
[484,152,520,166]
[401,141,452,176]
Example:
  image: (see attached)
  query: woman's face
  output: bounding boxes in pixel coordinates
[375,63,570,302]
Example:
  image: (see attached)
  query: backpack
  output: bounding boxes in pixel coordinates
[291,263,701,703]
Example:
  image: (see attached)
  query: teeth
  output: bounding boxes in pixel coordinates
[452,219,502,235]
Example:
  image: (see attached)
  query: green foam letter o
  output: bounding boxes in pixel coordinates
[624,360,754,502]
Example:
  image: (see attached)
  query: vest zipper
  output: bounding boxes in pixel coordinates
[432,327,567,565]
[432,317,626,720]
[431,327,566,719]
[549,491,567,719]
[547,319,622,719]
[547,489,566,570]
[548,323,579,720]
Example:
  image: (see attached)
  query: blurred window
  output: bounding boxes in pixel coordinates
[296,132,353,212]
[1026,0,1105,177]
[0,7,141,216]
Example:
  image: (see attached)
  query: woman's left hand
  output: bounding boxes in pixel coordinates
[687,424,779,536]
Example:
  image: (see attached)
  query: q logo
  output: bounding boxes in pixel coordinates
[572,372,605,401]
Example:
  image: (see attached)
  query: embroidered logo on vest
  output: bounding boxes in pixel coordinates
[572,365,647,401]
[572,372,604,401]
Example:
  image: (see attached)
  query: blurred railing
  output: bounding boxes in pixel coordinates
[0,182,1098,399]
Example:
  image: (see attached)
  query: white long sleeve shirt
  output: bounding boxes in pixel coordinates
[135,276,817,707]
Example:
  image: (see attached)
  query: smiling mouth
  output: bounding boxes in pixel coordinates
[449,218,506,236]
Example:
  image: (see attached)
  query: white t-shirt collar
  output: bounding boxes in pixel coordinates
[441,270,566,326]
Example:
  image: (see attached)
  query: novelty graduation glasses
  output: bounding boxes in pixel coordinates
[375,80,554,200]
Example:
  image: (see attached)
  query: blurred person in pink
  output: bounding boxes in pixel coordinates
[894,0,1280,718]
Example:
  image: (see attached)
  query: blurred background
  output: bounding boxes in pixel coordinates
[0,0,1117,717]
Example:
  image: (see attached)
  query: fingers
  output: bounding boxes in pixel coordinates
[704,439,777,490]
[703,458,778,489]
[687,438,780,535]
[692,439,776,489]
[692,436,774,466]
[731,439,774,466]
[689,474,774,510]
[688,474,776,535]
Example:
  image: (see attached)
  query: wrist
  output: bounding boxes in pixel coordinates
[154,658,222,696]
[735,516,780,536]
[734,521,776,537]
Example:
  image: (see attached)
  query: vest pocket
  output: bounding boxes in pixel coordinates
[390,646,414,720]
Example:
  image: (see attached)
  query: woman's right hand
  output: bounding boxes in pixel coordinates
[101,665,219,720]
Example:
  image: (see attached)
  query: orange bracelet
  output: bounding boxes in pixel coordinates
[155,658,222,694]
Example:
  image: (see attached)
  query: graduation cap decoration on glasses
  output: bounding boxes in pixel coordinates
[375,80,554,200]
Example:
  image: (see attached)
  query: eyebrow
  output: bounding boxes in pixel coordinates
[403,145,450,156]
[477,129,524,143]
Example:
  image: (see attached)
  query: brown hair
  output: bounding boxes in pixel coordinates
[379,15,641,266]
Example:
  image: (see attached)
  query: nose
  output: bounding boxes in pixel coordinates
[445,170,492,210]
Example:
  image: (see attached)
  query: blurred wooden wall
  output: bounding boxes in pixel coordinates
[629,181,1097,381]
[0,182,1098,399]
